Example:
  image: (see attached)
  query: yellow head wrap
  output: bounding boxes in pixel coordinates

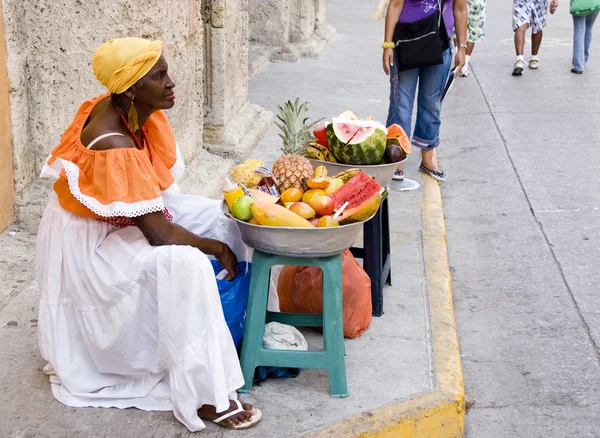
[92,38,163,95]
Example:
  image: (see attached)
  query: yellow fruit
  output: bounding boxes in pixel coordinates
[250,202,315,227]
[248,218,259,225]
[230,159,264,187]
[280,188,303,203]
[305,143,337,163]
[314,165,328,178]
[248,189,279,204]
[317,216,340,227]
[323,177,344,196]
[302,189,325,205]
[331,168,360,183]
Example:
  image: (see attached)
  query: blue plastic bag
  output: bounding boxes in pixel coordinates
[210,260,251,349]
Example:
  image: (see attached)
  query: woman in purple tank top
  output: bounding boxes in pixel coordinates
[383,0,467,182]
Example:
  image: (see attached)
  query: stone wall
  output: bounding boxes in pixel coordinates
[0,3,14,232]
[248,0,334,61]
[2,0,207,217]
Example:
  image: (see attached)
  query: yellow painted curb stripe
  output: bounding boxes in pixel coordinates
[371,0,389,21]
[306,175,465,438]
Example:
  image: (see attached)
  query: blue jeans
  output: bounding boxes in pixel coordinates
[572,11,599,71]
[386,48,453,150]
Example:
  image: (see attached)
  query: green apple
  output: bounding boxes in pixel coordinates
[231,196,255,221]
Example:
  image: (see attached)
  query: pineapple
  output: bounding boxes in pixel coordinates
[230,159,265,187]
[272,98,323,191]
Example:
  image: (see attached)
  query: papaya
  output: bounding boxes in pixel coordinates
[250,202,316,227]
[307,177,331,189]
[248,189,280,204]
[336,192,387,225]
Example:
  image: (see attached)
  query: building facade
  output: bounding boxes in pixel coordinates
[0,0,331,232]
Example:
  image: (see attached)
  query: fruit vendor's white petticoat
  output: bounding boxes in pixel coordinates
[36,191,250,432]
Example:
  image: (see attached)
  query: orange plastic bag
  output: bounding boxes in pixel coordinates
[277,250,372,339]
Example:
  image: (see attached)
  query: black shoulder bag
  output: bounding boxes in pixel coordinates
[393,0,450,72]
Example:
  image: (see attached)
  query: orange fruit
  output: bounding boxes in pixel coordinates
[280,188,303,203]
[302,189,325,205]
[386,123,412,154]
[307,177,331,189]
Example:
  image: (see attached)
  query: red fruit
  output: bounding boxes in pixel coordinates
[330,171,383,210]
[313,125,328,149]
[309,195,334,217]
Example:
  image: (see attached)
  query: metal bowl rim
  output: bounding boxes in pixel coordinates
[307,156,408,168]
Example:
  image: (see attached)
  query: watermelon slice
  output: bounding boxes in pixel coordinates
[330,171,383,210]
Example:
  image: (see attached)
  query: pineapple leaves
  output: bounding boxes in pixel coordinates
[275,98,325,155]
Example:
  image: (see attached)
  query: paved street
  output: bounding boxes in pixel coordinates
[440,1,600,436]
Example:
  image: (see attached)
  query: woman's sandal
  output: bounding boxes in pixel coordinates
[212,399,262,430]
[419,163,446,182]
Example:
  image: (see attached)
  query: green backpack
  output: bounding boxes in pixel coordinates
[571,0,600,15]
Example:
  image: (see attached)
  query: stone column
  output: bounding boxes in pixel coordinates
[248,0,335,63]
[201,0,272,160]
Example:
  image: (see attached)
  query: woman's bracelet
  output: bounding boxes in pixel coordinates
[381,42,395,49]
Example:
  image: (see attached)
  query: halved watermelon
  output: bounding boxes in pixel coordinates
[327,118,388,165]
[330,171,383,210]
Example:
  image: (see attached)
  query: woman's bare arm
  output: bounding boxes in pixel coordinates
[382,0,405,75]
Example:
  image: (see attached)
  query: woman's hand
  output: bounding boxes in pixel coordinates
[455,48,466,77]
[382,48,394,75]
[215,243,239,281]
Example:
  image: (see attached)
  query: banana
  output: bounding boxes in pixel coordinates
[305,142,338,163]
[250,202,315,227]
[314,165,328,178]
[305,144,326,161]
[331,168,360,183]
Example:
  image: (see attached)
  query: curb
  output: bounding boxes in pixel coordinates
[306,176,465,438]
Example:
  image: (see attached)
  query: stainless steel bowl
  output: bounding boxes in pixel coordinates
[307,157,407,187]
[222,201,366,258]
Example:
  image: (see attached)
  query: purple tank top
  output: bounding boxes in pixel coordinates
[399,0,455,37]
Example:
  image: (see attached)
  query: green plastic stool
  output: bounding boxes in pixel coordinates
[238,249,348,398]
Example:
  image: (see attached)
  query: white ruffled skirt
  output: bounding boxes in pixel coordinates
[36,192,251,431]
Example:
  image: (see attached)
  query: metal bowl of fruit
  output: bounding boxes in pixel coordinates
[221,201,368,258]
[307,157,406,187]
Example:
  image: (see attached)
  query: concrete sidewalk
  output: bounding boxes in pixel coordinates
[0,1,464,437]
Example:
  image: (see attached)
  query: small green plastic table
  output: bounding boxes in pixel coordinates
[238,249,348,398]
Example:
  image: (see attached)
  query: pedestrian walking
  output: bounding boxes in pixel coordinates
[383,0,468,182]
[570,0,600,73]
[512,0,559,75]
[459,0,487,77]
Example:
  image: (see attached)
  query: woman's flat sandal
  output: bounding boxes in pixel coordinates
[212,399,263,430]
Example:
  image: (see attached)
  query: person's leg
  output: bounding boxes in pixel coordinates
[513,23,528,75]
[529,0,548,68]
[572,15,586,72]
[413,48,453,177]
[386,51,418,175]
[531,29,543,56]
[584,11,600,64]
[514,23,528,56]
